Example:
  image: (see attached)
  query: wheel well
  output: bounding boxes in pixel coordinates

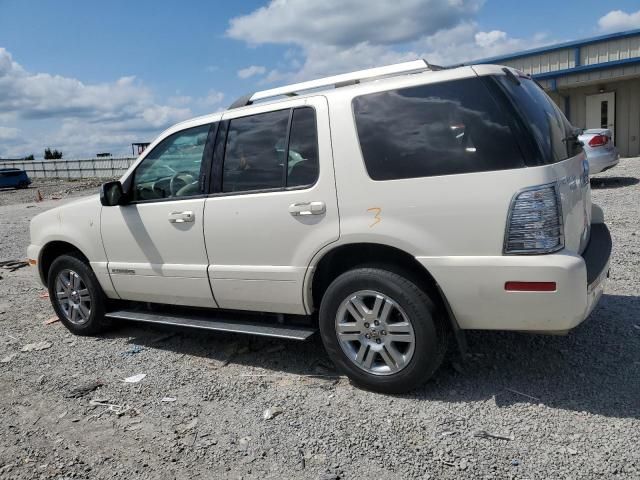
[39,241,89,286]
[311,243,468,356]
[311,243,443,312]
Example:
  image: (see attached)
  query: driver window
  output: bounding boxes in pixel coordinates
[132,124,211,201]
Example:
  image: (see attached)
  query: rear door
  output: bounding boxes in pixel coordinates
[203,97,339,314]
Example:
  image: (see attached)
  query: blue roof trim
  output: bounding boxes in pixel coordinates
[465,28,640,65]
[532,56,640,80]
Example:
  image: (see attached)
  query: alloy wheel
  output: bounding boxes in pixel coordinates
[55,269,92,325]
[335,290,416,376]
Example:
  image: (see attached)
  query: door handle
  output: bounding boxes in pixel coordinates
[168,211,195,223]
[289,201,326,216]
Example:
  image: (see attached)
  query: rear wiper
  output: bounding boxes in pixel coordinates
[562,129,583,146]
[502,67,521,86]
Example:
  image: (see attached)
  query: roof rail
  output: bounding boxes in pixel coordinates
[228,59,441,109]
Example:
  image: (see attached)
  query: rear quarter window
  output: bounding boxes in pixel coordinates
[494,76,582,164]
[352,77,526,181]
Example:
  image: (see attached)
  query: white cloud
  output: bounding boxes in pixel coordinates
[227,0,550,84]
[167,95,193,107]
[237,65,267,79]
[598,9,640,32]
[141,105,191,128]
[202,90,225,107]
[292,42,418,81]
[259,69,288,85]
[228,0,483,47]
[0,49,189,124]
[0,47,197,158]
[415,22,551,65]
[0,126,19,140]
[226,0,484,81]
[43,120,152,158]
[475,30,508,48]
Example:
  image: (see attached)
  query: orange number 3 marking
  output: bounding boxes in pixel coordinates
[367,207,382,227]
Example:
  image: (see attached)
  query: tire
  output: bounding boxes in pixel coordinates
[319,267,447,394]
[17,181,29,189]
[47,253,111,335]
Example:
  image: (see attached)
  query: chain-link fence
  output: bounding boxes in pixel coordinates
[0,157,137,179]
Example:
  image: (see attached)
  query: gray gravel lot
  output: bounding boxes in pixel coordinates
[0,161,638,479]
[0,178,105,208]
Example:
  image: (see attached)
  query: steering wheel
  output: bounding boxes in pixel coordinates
[169,171,196,196]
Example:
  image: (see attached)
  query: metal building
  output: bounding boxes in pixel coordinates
[467,29,640,157]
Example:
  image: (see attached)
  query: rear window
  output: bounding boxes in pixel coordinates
[352,77,526,181]
[495,76,582,164]
[223,109,290,192]
[221,107,319,193]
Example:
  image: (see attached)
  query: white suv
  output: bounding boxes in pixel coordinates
[28,61,612,393]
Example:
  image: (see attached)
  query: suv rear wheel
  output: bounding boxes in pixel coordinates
[48,254,111,335]
[319,267,447,393]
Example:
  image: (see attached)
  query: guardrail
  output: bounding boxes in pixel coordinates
[0,157,137,179]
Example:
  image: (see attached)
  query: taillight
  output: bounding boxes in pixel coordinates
[504,184,564,254]
[588,134,608,147]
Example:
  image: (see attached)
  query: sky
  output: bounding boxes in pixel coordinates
[1,0,639,159]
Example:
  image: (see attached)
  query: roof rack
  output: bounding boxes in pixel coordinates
[228,59,442,109]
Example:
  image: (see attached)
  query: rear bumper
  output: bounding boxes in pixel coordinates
[417,223,612,332]
[582,223,612,319]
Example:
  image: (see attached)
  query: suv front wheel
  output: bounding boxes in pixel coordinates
[319,268,447,393]
[48,254,111,335]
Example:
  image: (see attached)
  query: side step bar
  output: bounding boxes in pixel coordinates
[106,309,316,341]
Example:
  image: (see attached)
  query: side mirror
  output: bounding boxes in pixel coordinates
[100,181,125,206]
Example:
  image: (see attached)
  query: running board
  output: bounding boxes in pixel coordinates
[106,309,316,341]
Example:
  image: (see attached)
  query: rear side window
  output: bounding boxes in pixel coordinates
[222,107,319,193]
[223,109,290,193]
[495,76,582,164]
[352,77,525,181]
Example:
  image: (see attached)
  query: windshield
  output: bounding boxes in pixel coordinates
[495,75,582,165]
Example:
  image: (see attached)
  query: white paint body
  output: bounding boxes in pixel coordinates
[28,64,608,332]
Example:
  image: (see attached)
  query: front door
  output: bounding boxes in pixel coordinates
[203,97,339,314]
[101,123,217,308]
[586,92,615,142]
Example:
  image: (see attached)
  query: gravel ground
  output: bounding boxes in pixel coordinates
[0,179,105,208]
[0,163,638,479]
